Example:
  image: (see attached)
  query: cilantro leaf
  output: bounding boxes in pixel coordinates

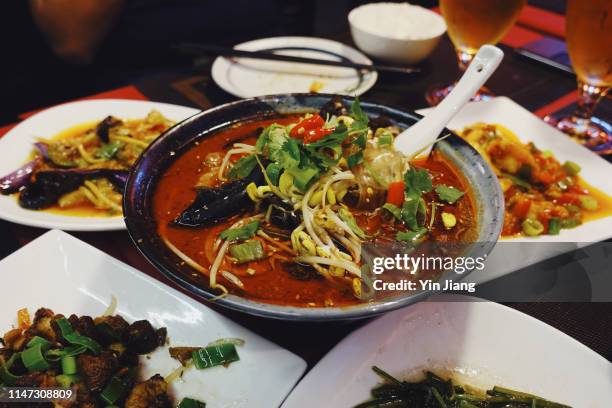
[227,155,258,180]
[265,163,282,185]
[219,220,260,242]
[354,132,366,149]
[435,184,465,204]
[401,198,420,230]
[350,97,369,128]
[277,138,300,169]
[347,151,364,168]
[404,167,433,194]
[260,124,289,160]
[396,227,428,242]
[303,124,348,149]
[377,132,393,146]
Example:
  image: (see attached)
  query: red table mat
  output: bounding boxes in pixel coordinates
[517,5,566,39]
[430,5,565,48]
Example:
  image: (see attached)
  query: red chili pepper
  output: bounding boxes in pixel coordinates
[511,197,532,218]
[290,114,325,138]
[558,193,581,205]
[534,170,556,185]
[386,181,405,207]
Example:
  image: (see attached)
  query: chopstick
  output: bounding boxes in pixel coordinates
[175,43,419,75]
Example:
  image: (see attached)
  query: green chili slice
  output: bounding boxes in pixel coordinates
[61,355,78,375]
[21,344,50,372]
[56,374,81,388]
[177,398,207,408]
[100,376,131,405]
[55,317,102,354]
[0,353,21,385]
[548,217,561,235]
[26,336,53,350]
[191,343,240,370]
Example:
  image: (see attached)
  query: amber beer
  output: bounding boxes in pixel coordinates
[566,0,612,87]
[440,0,526,54]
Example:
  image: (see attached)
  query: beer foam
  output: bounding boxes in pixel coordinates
[350,2,446,40]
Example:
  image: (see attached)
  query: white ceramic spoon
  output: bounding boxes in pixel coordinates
[394,45,504,156]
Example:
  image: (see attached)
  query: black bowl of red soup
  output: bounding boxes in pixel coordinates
[123,94,503,321]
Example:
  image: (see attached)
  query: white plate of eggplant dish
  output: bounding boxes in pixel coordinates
[0,99,199,231]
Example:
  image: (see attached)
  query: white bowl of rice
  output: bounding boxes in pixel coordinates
[348,2,446,65]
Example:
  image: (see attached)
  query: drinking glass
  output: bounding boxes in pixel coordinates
[544,0,612,155]
[426,0,526,106]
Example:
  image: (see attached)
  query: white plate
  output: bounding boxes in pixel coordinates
[211,36,378,98]
[418,97,612,284]
[282,295,612,408]
[0,99,200,231]
[0,230,306,407]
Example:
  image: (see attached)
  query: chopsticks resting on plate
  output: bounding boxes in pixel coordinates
[175,43,419,75]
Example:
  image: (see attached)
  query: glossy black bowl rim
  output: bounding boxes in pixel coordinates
[124,93,503,321]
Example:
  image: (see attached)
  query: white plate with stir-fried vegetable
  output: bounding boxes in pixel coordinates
[418,97,612,244]
[282,295,612,407]
[0,230,307,407]
[0,99,199,231]
[417,97,612,285]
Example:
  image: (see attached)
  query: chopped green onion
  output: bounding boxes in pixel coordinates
[548,217,561,235]
[26,336,53,350]
[286,166,319,192]
[562,160,581,176]
[377,132,393,146]
[56,374,80,388]
[228,240,265,264]
[191,343,240,370]
[177,398,207,408]
[55,317,102,354]
[61,355,78,375]
[219,221,260,242]
[100,376,131,405]
[21,344,50,372]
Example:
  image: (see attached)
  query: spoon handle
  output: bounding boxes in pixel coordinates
[394,45,504,156]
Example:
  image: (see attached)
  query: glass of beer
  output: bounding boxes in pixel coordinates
[426,0,526,105]
[544,0,612,155]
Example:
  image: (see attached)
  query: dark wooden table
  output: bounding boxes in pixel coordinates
[1,24,611,369]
